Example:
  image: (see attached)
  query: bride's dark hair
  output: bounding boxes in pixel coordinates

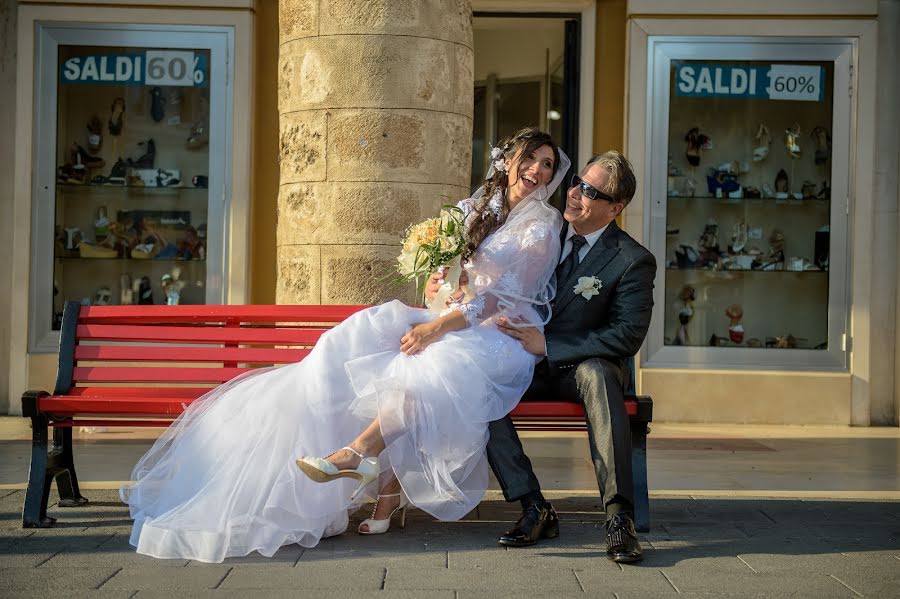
[463,127,561,259]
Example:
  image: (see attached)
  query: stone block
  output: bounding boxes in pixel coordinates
[277,181,460,246]
[280,37,468,114]
[321,245,416,305]
[320,0,472,47]
[0,567,121,594]
[279,111,327,184]
[327,109,472,185]
[276,245,321,304]
[279,0,318,43]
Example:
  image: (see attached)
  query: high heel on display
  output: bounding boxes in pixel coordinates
[358,491,409,535]
[295,446,378,500]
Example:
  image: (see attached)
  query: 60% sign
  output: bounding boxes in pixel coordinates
[145,50,206,87]
[767,64,821,101]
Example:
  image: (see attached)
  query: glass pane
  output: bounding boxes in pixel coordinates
[664,60,833,350]
[54,45,211,329]
[472,15,574,198]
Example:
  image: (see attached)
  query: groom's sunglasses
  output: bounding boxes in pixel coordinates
[570,174,617,203]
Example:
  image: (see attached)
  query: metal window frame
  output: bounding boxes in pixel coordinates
[641,36,855,371]
[29,22,234,352]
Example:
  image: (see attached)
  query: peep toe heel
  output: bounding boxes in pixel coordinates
[295,446,378,500]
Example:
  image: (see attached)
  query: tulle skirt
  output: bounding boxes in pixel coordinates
[120,300,536,562]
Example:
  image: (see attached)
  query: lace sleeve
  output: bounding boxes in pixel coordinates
[446,216,560,327]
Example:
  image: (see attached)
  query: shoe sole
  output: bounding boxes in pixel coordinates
[608,553,643,563]
[295,459,361,483]
[497,524,559,547]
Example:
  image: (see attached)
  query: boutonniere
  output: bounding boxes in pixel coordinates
[573,276,602,300]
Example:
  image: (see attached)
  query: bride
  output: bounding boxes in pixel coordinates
[120,127,570,563]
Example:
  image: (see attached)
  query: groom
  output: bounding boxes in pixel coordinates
[429,150,655,562]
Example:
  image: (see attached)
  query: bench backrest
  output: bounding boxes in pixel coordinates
[54,300,366,398]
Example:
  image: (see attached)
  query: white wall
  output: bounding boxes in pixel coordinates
[473,17,565,82]
[876,0,900,425]
[0,0,17,415]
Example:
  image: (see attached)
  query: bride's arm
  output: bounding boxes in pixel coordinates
[400,310,467,355]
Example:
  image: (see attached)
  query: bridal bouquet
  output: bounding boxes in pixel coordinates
[394,205,467,306]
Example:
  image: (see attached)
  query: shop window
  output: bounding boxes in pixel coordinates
[643,38,853,370]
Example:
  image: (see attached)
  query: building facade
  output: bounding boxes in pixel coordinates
[1,0,898,426]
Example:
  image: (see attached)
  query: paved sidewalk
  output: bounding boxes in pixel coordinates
[1,489,898,598]
[2,421,899,597]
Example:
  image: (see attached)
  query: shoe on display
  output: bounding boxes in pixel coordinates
[120,274,134,305]
[137,276,154,305]
[86,115,103,152]
[126,139,156,169]
[186,121,209,149]
[71,143,105,170]
[108,97,125,136]
[94,286,112,306]
[774,169,789,197]
[731,221,748,253]
[684,127,710,167]
[79,243,118,259]
[108,158,127,184]
[811,126,831,165]
[785,124,801,158]
[752,123,771,162]
[192,175,209,188]
[150,86,166,123]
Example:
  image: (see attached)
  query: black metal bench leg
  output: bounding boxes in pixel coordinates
[631,422,650,533]
[22,407,56,528]
[53,426,88,508]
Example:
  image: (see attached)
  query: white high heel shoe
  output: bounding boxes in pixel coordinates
[295,446,378,500]
[358,491,409,535]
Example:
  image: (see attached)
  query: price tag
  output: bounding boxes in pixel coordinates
[767,64,822,102]
[145,50,205,87]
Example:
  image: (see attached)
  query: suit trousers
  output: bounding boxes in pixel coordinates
[487,357,635,514]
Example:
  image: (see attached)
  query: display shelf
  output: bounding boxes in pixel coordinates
[55,256,206,262]
[665,267,827,274]
[57,183,209,196]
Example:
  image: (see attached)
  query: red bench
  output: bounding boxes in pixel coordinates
[22,300,652,531]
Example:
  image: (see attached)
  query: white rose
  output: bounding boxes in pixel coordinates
[573,276,602,300]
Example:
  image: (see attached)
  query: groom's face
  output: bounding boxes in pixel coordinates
[563,163,623,234]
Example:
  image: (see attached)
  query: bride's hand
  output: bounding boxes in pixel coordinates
[400,321,443,355]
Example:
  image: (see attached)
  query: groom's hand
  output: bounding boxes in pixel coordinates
[497,317,546,356]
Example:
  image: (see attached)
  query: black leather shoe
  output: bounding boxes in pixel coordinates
[498,503,559,547]
[605,513,643,563]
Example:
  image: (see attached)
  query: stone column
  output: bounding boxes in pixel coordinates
[277,0,473,305]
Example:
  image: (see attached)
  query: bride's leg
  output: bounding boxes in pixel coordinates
[325,418,386,470]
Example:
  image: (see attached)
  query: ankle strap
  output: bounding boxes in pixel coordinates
[377,493,401,498]
[341,446,364,459]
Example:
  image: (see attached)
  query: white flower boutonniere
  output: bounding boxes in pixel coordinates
[573,276,602,300]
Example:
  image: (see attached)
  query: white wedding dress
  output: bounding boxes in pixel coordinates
[121,155,568,563]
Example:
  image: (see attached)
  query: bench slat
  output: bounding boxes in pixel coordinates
[39,396,195,416]
[78,304,367,324]
[75,345,310,363]
[513,400,638,418]
[72,366,255,384]
[69,387,214,398]
[76,324,329,345]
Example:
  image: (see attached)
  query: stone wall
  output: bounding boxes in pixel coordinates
[276,0,474,305]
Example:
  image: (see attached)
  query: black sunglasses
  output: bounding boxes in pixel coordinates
[570,174,616,203]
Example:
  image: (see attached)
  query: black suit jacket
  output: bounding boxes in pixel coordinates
[544,221,656,374]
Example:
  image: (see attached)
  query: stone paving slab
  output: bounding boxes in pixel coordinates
[383,567,584,592]
[0,490,897,596]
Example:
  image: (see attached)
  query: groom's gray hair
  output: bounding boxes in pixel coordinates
[585,150,637,207]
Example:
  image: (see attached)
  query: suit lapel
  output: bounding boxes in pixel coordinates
[554,222,622,313]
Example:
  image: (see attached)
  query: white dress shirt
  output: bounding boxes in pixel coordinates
[559,223,609,265]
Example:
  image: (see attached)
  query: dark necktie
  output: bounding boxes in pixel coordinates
[557,235,587,283]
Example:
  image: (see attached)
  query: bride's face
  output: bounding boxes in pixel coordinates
[506,144,556,205]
